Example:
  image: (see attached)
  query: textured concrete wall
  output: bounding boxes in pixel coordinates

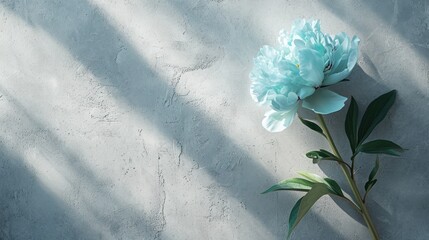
[0,0,428,239]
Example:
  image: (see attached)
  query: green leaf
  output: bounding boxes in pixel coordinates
[261,178,314,194]
[287,183,331,239]
[357,90,397,145]
[298,172,326,183]
[358,139,405,156]
[306,150,347,166]
[324,178,344,197]
[267,173,345,197]
[364,157,380,201]
[299,117,326,138]
[306,150,337,160]
[275,174,347,238]
[298,172,344,196]
[365,179,377,192]
[288,198,302,239]
[311,157,339,165]
[318,149,336,157]
[368,156,380,182]
[345,97,359,152]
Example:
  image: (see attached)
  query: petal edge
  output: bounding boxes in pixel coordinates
[302,89,347,114]
[262,105,298,132]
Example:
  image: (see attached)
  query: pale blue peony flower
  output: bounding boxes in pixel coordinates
[250,19,359,132]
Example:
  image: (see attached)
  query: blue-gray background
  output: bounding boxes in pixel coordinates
[0,0,428,239]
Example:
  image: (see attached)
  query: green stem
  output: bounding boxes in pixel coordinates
[363,190,369,203]
[317,114,380,240]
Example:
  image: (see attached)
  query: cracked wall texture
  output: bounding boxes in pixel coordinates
[0,0,428,239]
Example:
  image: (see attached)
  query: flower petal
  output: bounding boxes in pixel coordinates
[278,60,299,75]
[298,86,315,99]
[298,48,324,87]
[294,39,306,49]
[259,45,278,59]
[271,92,298,111]
[323,35,360,86]
[322,68,350,86]
[302,89,347,114]
[262,104,299,132]
[347,36,360,70]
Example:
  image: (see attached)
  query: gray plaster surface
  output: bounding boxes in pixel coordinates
[0,0,428,239]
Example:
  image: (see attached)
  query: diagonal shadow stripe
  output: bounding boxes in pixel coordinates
[0,86,169,239]
[0,143,100,239]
